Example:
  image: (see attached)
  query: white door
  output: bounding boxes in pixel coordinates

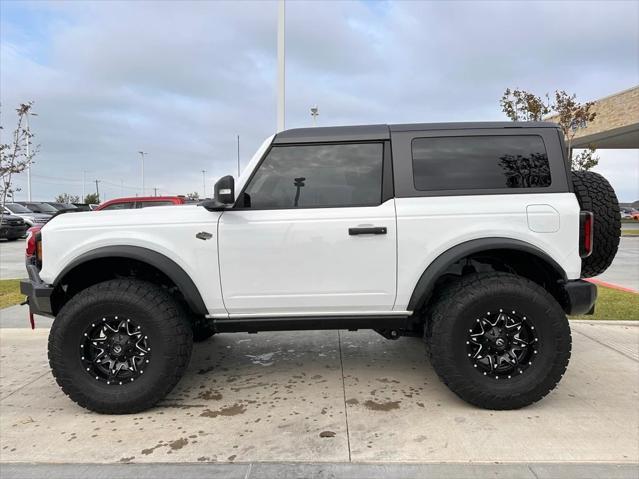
[218,142,397,316]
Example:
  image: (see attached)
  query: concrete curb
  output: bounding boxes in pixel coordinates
[587,278,639,294]
[1,462,638,479]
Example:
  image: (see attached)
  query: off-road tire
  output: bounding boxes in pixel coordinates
[48,279,193,414]
[191,316,216,342]
[571,171,621,277]
[427,272,571,410]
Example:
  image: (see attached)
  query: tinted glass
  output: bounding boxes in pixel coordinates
[243,143,383,209]
[5,203,33,213]
[412,135,551,191]
[137,201,174,208]
[24,202,58,213]
[101,202,134,210]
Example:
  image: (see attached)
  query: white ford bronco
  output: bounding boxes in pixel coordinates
[21,122,621,413]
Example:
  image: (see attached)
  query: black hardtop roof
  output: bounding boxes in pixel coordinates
[273,121,560,144]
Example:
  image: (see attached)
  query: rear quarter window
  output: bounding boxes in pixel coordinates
[411,135,551,191]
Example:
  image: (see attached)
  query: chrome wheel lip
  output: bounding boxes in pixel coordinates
[80,315,151,385]
[466,309,538,380]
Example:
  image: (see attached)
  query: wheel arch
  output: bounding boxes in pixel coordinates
[407,237,568,312]
[52,245,208,316]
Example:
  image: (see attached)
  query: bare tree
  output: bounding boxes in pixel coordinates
[55,193,81,204]
[185,192,200,200]
[1,102,38,224]
[500,89,599,171]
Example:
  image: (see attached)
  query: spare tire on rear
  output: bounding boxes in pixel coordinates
[571,171,621,278]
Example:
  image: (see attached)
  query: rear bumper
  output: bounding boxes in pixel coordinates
[561,279,597,315]
[20,265,54,317]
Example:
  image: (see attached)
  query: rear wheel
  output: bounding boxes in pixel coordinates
[427,273,571,409]
[48,279,193,414]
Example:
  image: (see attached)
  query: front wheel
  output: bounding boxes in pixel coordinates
[427,272,571,410]
[48,279,193,414]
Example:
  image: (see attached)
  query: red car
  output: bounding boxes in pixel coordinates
[95,196,187,211]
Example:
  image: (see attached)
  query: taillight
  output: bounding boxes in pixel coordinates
[579,211,594,258]
[35,231,43,266]
[26,229,37,256]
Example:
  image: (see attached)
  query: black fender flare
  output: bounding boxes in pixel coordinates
[54,245,208,316]
[407,238,568,311]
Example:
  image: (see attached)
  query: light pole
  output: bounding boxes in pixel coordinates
[138,151,147,195]
[310,105,319,126]
[277,0,285,132]
[82,170,87,200]
[201,170,206,198]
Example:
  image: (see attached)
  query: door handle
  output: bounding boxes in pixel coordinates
[348,226,387,235]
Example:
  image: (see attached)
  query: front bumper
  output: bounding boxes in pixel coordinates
[561,279,597,315]
[20,264,54,317]
[0,224,27,239]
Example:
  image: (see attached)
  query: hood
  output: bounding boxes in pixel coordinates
[42,204,219,232]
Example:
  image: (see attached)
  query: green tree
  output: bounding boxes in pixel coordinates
[84,192,100,204]
[55,193,80,204]
[500,89,599,171]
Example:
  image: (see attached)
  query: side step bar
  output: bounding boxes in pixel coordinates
[212,315,412,333]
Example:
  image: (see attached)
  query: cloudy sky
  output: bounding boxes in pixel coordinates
[1,0,638,202]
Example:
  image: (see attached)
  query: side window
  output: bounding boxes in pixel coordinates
[412,135,551,191]
[242,143,383,209]
[101,202,134,210]
[136,201,174,208]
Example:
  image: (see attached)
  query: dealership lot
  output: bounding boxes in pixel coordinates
[0,317,637,468]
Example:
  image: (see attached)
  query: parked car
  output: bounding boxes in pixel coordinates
[21,121,621,414]
[16,201,59,215]
[45,202,78,212]
[3,203,51,228]
[72,203,95,211]
[0,213,27,241]
[95,196,187,211]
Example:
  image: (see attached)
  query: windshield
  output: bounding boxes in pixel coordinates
[5,203,33,213]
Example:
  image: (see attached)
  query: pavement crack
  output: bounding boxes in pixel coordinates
[0,370,51,401]
[337,329,352,462]
[572,328,638,362]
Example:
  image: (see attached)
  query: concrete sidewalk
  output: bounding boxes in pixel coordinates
[0,320,637,468]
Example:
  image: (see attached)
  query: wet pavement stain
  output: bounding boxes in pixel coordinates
[169,437,189,450]
[197,390,223,401]
[200,403,247,418]
[363,400,401,411]
[345,398,359,405]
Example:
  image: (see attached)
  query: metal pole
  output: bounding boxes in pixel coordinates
[201,170,206,197]
[277,0,285,132]
[94,179,100,202]
[26,113,32,201]
[82,171,86,200]
[237,135,240,177]
[138,151,147,195]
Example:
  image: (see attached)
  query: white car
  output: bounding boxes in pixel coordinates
[21,122,621,413]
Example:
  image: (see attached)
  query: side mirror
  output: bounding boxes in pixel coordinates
[200,175,235,211]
